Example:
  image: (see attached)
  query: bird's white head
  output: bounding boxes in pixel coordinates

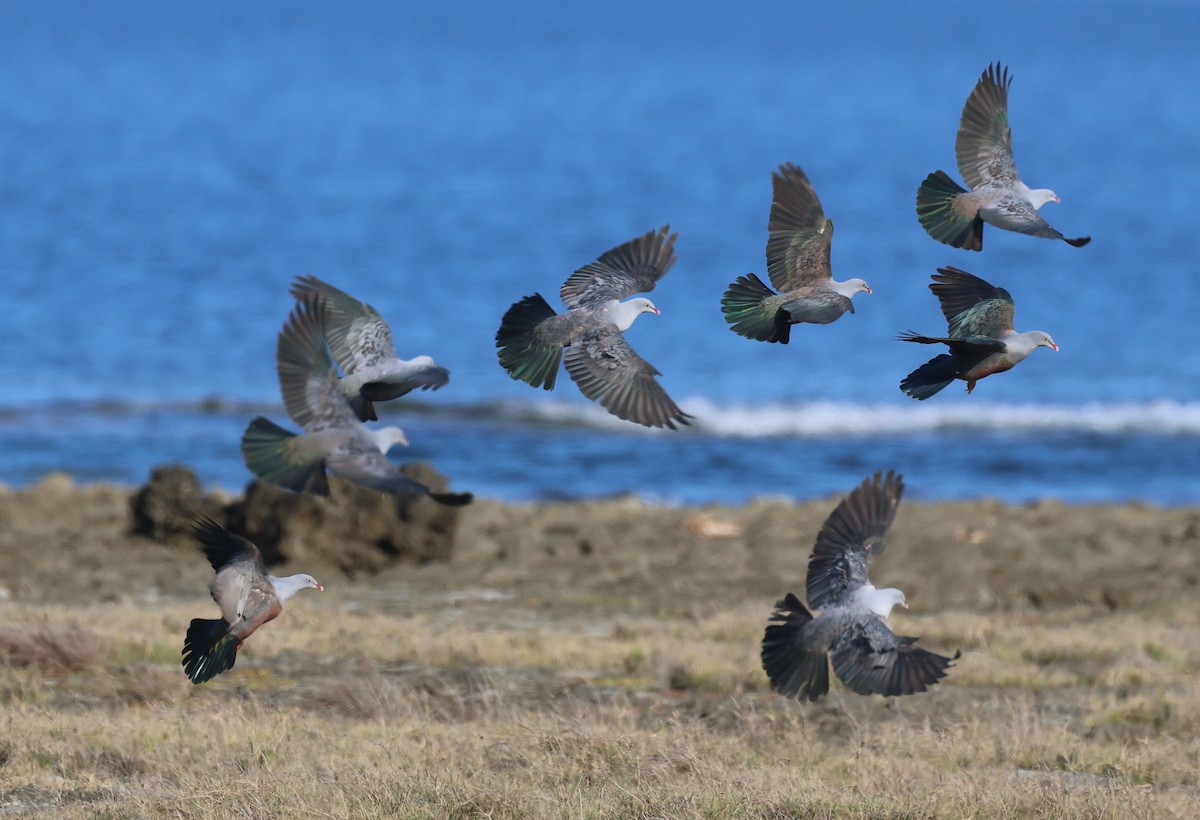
[612,297,660,332]
[867,587,907,619]
[270,572,324,603]
[299,574,324,592]
[832,278,872,299]
[1034,332,1059,352]
[373,426,410,452]
[632,297,660,316]
[1027,188,1060,210]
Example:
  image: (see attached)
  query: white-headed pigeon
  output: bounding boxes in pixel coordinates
[899,266,1058,400]
[761,471,958,702]
[495,226,691,429]
[182,517,322,685]
[916,62,1090,251]
[722,163,871,344]
[288,275,449,422]
[240,296,472,505]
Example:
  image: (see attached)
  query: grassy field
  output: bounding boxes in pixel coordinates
[3,594,1198,818]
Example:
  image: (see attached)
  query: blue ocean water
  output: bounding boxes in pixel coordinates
[3,1,1198,504]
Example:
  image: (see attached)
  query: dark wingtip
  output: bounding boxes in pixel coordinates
[1065,236,1092,248]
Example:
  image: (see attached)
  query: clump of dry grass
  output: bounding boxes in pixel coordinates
[0,622,105,674]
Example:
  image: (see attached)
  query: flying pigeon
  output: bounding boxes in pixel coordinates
[898,266,1058,400]
[722,163,871,344]
[495,225,691,429]
[288,275,449,422]
[761,471,958,702]
[240,295,473,505]
[182,517,322,685]
[916,62,1091,251]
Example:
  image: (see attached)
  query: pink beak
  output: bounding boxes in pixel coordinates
[315,583,325,592]
[1050,342,1060,352]
[864,286,873,294]
[902,600,909,609]
[652,306,661,315]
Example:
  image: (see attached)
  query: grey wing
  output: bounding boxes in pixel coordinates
[562,325,692,430]
[275,296,362,432]
[979,196,1074,242]
[559,226,678,308]
[764,163,834,293]
[805,470,904,610]
[193,517,263,573]
[290,275,399,374]
[929,266,1015,337]
[831,616,959,697]
[955,62,1019,190]
[210,563,276,627]
[781,290,853,325]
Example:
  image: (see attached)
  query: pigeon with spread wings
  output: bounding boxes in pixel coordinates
[917,62,1090,251]
[240,296,472,505]
[898,266,1058,400]
[496,226,691,429]
[722,163,871,344]
[182,517,323,684]
[288,275,449,422]
[761,471,958,702]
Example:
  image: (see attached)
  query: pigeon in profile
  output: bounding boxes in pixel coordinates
[289,275,449,422]
[496,225,691,429]
[722,163,871,344]
[761,471,958,702]
[899,266,1058,400]
[240,295,472,505]
[916,62,1090,251]
[182,517,323,685]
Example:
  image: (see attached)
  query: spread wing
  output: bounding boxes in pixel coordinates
[764,163,833,293]
[930,266,1014,338]
[192,517,263,574]
[562,325,691,430]
[831,616,959,697]
[955,62,1019,190]
[289,275,399,375]
[324,443,473,505]
[275,296,362,433]
[559,226,678,308]
[805,470,904,610]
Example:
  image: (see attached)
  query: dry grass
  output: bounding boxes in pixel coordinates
[0,597,1198,818]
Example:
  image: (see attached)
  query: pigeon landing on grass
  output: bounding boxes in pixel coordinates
[721,163,871,344]
[182,517,322,685]
[496,226,691,429]
[761,471,958,702]
[898,266,1058,400]
[289,275,449,422]
[241,296,472,505]
[916,62,1090,251]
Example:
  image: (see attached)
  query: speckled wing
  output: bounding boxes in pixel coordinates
[764,163,833,293]
[275,296,360,433]
[929,267,1014,337]
[805,471,904,611]
[979,196,1079,242]
[192,518,276,626]
[559,226,678,309]
[955,62,1018,190]
[831,616,958,697]
[289,275,398,374]
[562,325,691,430]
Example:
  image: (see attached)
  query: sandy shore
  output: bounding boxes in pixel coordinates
[3,469,1196,617]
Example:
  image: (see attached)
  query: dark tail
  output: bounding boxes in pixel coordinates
[721,273,789,344]
[761,593,829,702]
[899,353,959,401]
[429,491,474,507]
[496,294,562,389]
[916,171,983,251]
[182,618,239,685]
[347,394,377,423]
[240,416,329,495]
[1064,235,1091,248]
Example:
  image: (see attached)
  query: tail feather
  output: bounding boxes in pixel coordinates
[761,593,830,702]
[429,491,474,507]
[899,354,959,401]
[917,171,983,251]
[182,618,239,684]
[240,416,330,495]
[721,274,790,344]
[346,394,377,422]
[496,294,562,389]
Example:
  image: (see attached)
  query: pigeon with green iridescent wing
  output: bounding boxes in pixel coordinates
[722,163,870,344]
[898,266,1058,400]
